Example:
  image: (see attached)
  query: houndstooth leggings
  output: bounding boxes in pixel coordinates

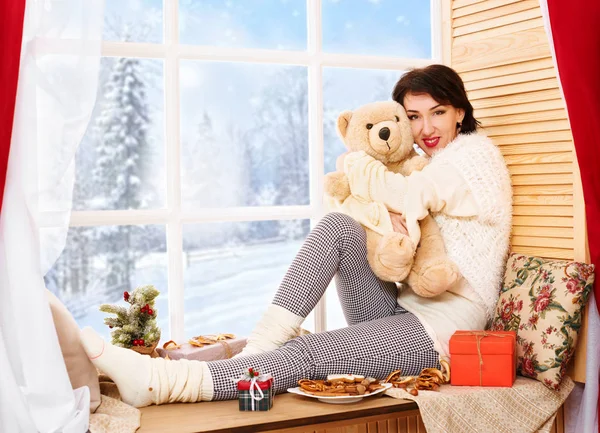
[207,212,440,400]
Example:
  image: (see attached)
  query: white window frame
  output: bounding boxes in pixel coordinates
[68,0,443,342]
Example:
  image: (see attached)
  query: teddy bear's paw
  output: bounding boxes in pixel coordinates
[324,171,351,200]
[370,232,415,282]
[413,260,461,297]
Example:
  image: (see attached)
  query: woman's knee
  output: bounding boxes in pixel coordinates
[286,332,329,363]
[318,212,366,243]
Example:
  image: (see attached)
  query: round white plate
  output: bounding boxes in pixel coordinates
[287,382,392,404]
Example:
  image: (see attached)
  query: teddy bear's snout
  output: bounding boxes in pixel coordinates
[378,127,391,141]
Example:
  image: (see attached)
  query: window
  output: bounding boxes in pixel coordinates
[47,0,440,342]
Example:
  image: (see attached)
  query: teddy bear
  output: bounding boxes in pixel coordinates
[324,100,460,297]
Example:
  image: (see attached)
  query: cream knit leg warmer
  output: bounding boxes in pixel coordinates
[80,327,213,407]
[234,304,304,358]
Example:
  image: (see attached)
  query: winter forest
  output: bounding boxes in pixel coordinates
[45,0,431,339]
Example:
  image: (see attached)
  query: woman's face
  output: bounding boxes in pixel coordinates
[404,92,465,157]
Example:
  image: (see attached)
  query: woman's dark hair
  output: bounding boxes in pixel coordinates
[392,64,480,134]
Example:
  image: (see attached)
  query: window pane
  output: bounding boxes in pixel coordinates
[183,219,309,337]
[45,225,168,342]
[322,0,431,58]
[180,0,307,50]
[180,62,309,209]
[327,283,348,331]
[103,0,163,43]
[323,68,401,174]
[73,58,165,210]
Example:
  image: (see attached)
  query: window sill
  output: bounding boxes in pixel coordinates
[138,392,420,433]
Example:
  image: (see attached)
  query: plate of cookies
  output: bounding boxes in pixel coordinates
[287,374,392,404]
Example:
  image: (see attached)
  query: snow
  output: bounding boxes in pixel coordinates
[65,240,348,342]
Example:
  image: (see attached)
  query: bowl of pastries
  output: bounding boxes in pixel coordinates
[287,374,392,404]
[287,361,451,404]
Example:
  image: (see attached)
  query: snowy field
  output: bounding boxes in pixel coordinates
[72,240,349,342]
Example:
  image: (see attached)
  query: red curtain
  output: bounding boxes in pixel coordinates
[547,1,600,313]
[0,1,26,215]
[546,3,600,430]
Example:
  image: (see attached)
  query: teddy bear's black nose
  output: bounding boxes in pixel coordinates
[378,127,390,141]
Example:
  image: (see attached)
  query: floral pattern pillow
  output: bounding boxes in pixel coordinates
[491,253,594,390]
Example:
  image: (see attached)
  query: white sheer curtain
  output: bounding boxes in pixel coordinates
[564,294,600,433]
[0,0,104,431]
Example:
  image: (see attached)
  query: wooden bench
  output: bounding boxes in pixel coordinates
[138,393,424,433]
[138,390,569,433]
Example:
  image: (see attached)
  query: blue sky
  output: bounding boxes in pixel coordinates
[104,0,431,58]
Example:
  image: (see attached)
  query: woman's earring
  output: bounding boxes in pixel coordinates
[456,121,462,130]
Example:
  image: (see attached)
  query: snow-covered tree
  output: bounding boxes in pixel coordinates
[278,219,306,241]
[323,74,396,174]
[93,55,152,299]
[373,75,394,102]
[46,21,165,318]
[244,67,310,240]
[181,112,243,208]
[44,228,91,298]
[45,154,97,306]
[94,57,150,210]
[323,105,343,175]
[181,113,248,250]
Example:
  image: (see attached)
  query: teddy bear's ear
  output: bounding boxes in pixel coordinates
[337,111,352,139]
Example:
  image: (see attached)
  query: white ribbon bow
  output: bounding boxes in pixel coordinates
[249,377,264,411]
[232,373,273,410]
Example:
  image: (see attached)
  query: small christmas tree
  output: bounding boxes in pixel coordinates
[100,285,161,350]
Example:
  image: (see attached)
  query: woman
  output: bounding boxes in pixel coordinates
[80,64,512,408]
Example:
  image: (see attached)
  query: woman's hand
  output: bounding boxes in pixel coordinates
[389,212,409,235]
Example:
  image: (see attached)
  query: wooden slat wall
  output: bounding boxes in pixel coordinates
[450,0,577,262]
[445,0,588,385]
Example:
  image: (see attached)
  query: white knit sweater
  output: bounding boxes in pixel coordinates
[344,133,513,357]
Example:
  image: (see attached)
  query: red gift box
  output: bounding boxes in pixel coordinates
[449,330,516,387]
[237,376,274,411]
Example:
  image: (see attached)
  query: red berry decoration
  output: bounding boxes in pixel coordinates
[102,286,160,352]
